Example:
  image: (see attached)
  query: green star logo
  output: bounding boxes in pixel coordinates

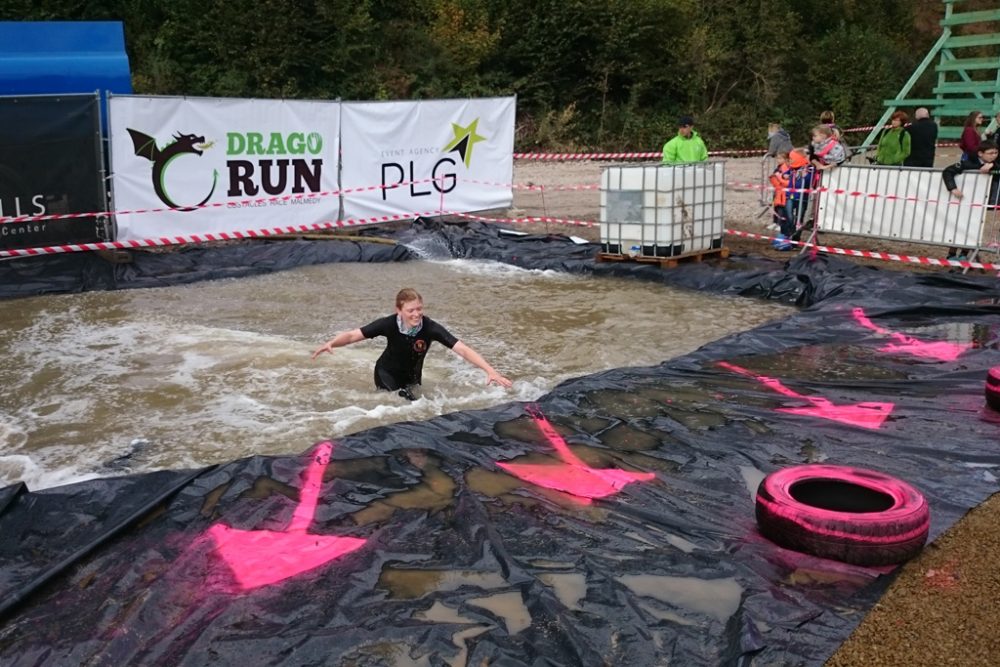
[443,118,487,168]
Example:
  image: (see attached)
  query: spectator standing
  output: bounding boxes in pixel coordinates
[959,111,984,160]
[662,116,708,164]
[875,111,911,166]
[766,123,794,157]
[904,107,938,167]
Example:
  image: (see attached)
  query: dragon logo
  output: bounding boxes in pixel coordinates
[127,129,219,211]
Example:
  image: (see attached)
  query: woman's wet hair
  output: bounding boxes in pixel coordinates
[396,288,423,308]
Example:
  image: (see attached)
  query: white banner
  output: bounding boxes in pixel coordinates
[109,96,340,241]
[340,97,515,221]
[817,165,992,248]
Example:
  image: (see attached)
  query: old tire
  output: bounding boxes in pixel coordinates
[755,464,929,566]
[986,366,1000,412]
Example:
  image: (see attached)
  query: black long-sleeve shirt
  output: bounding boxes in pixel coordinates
[904,118,938,168]
[942,157,1000,205]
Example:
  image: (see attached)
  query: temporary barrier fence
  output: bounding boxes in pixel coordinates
[815,164,995,251]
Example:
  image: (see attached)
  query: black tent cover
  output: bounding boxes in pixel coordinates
[1,219,998,666]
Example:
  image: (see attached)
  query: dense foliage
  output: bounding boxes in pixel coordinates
[0,0,976,150]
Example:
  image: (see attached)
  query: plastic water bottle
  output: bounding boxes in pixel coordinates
[628,244,641,258]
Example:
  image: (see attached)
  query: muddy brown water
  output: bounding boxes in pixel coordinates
[0,258,788,490]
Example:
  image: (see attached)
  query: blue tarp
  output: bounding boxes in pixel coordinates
[0,21,132,132]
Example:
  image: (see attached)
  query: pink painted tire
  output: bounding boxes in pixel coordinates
[986,366,1000,412]
[755,464,929,566]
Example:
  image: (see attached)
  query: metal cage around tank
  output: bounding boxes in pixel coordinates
[599,161,726,258]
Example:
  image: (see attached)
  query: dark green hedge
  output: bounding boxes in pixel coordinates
[1,0,966,150]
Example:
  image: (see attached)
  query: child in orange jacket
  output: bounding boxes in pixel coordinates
[769,150,810,248]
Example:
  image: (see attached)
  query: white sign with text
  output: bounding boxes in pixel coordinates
[109,95,340,240]
[340,97,515,221]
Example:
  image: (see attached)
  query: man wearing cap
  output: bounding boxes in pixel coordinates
[662,116,709,164]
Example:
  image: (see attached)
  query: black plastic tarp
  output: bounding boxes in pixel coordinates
[1,220,999,666]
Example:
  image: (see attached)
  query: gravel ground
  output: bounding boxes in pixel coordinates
[502,155,1000,666]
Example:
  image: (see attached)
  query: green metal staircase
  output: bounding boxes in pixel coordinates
[864,0,1000,146]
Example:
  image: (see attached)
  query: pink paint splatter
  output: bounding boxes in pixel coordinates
[205,441,366,591]
[718,361,893,429]
[852,307,971,362]
[498,405,655,502]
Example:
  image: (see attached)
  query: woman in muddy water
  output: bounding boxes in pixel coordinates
[311,287,513,400]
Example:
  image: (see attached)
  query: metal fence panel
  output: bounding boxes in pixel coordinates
[816,164,992,248]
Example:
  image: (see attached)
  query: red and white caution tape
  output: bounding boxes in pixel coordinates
[460,178,600,192]
[513,149,767,160]
[469,176,1000,211]
[0,211,445,259]
[513,142,965,161]
[728,181,999,209]
[448,211,596,228]
[513,151,660,161]
[0,178,446,226]
[6,209,996,276]
[725,228,999,271]
[453,215,998,272]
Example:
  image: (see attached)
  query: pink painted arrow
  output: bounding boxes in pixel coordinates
[718,361,893,430]
[852,307,971,362]
[206,441,366,591]
[497,405,655,502]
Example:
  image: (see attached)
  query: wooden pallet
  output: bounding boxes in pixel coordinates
[596,246,730,268]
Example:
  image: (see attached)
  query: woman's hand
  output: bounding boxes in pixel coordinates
[311,341,334,360]
[486,370,513,388]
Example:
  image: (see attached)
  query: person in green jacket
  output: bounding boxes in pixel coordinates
[875,111,911,166]
[662,116,708,164]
